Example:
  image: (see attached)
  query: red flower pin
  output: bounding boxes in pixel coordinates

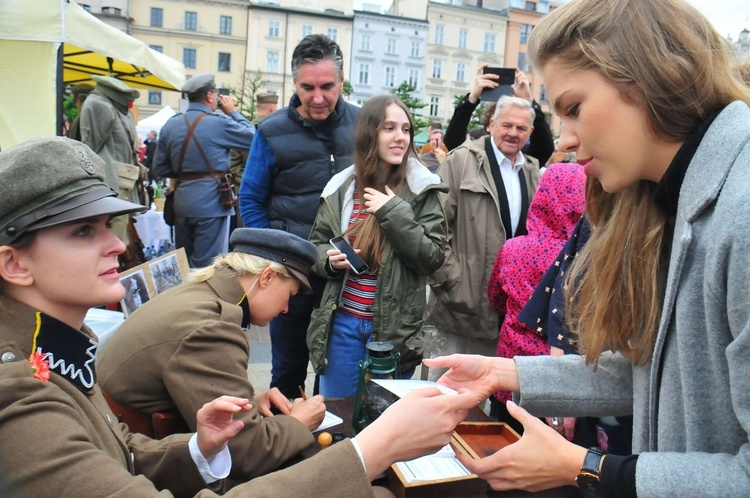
[29,352,50,382]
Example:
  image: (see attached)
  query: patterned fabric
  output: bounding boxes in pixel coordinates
[487,163,586,402]
[340,191,378,319]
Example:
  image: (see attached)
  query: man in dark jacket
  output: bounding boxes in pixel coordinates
[239,34,360,398]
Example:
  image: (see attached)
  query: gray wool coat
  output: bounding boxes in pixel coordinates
[514,101,750,497]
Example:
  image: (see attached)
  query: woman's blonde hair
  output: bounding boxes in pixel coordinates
[188,252,291,284]
[350,94,415,270]
[528,0,750,366]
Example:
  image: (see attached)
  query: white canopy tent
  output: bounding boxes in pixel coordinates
[0,0,185,148]
[136,105,177,141]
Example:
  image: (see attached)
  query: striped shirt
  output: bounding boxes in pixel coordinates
[340,191,378,319]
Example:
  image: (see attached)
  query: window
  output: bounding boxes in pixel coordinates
[220,16,232,35]
[358,64,370,85]
[81,4,91,11]
[266,51,279,73]
[434,24,444,45]
[484,33,496,53]
[185,12,197,31]
[386,37,397,54]
[458,28,468,49]
[432,59,443,79]
[384,66,396,87]
[268,20,280,37]
[326,27,338,42]
[410,41,420,57]
[218,52,231,72]
[520,24,532,44]
[456,62,466,82]
[150,7,163,27]
[525,1,537,11]
[183,48,197,69]
[149,44,163,53]
[102,7,121,15]
[429,96,440,117]
[301,24,313,38]
[148,91,162,105]
[518,52,529,72]
[539,84,548,102]
[408,69,420,87]
[361,34,371,51]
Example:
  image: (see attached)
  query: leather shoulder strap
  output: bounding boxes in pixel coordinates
[177,113,210,175]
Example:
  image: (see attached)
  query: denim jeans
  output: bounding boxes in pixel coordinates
[319,311,373,398]
[319,312,416,397]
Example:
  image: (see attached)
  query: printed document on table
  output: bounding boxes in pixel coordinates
[314,411,343,432]
[372,379,457,398]
[394,444,473,483]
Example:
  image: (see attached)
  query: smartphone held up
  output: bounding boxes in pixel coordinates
[330,236,369,274]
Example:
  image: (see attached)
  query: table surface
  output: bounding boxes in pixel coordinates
[306,398,580,498]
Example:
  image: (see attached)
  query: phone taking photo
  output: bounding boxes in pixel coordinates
[481,67,516,102]
[330,236,369,274]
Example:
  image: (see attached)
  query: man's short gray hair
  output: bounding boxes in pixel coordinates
[291,34,344,79]
[493,95,535,123]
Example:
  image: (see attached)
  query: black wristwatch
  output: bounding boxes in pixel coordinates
[576,446,605,493]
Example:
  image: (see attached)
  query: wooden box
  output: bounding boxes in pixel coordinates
[386,422,520,498]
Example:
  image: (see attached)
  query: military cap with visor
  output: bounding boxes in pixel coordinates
[181,73,216,98]
[0,137,146,246]
[230,228,317,294]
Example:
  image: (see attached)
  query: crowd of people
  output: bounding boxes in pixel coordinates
[1,0,749,496]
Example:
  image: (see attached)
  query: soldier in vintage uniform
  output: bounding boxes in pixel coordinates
[155,73,255,268]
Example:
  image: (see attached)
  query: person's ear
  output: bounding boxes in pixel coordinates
[257,266,278,289]
[0,246,34,287]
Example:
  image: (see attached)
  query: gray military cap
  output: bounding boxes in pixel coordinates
[0,137,145,246]
[230,228,317,293]
[182,73,216,98]
[91,75,140,106]
[256,93,278,105]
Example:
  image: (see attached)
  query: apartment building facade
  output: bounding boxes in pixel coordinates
[349,10,429,109]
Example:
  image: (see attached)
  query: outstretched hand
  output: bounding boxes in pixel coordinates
[458,401,586,492]
[423,354,518,401]
[196,395,252,458]
[469,63,499,104]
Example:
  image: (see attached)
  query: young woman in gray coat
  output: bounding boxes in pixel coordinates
[427,0,750,496]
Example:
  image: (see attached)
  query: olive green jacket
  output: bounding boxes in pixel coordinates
[307,160,448,374]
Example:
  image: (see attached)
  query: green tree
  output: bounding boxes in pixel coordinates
[228,70,266,122]
[342,80,353,98]
[390,81,429,129]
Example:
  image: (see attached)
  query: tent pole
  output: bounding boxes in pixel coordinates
[57,43,65,136]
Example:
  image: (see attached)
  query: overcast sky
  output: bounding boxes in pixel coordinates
[355,0,749,40]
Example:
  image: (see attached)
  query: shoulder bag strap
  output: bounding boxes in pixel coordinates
[180,113,214,174]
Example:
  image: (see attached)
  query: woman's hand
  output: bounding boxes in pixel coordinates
[458,401,587,492]
[289,395,326,430]
[434,147,447,164]
[196,395,253,458]
[469,63,499,104]
[423,354,519,401]
[326,247,361,271]
[254,388,293,417]
[363,186,396,214]
[513,68,533,103]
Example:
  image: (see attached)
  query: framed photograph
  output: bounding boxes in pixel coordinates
[118,248,189,315]
[119,270,151,317]
[149,253,184,294]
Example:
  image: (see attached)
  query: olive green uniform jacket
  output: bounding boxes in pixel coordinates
[97,267,314,481]
[307,161,448,374]
[0,295,375,497]
[427,137,540,340]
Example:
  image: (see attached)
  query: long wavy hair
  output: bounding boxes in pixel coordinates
[349,95,416,269]
[528,0,750,366]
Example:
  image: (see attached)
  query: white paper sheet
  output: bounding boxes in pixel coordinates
[394,444,472,483]
[372,379,457,398]
[314,411,343,432]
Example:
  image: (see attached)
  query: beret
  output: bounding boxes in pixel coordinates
[256,93,279,105]
[0,137,145,245]
[230,228,317,293]
[182,73,215,96]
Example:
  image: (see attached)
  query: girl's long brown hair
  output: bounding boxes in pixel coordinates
[349,95,416,270]
[528,0,750,366]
